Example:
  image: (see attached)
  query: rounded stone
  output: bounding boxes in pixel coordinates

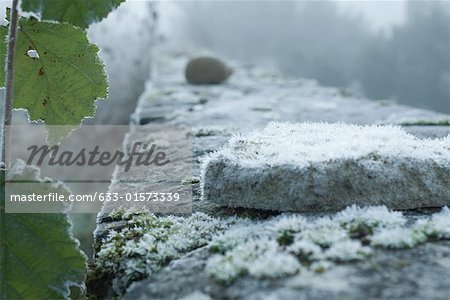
[185,56,232,85]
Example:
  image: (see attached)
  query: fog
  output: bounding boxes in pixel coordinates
[163,0,450,114]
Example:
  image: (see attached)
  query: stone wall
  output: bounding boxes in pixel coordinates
[90,49,450,299]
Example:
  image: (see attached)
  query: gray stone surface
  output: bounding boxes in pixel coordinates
[92,50,450,300]
[202,122,450,212]
[125,241,450,300]
[97,50,450,219]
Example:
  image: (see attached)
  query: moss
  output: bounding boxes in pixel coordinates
[109,207,126,221]
[348,222,373,243]
[400,119,450,126]
[181,177,201,185]
[310,261,333,273]
[91,206,450,295]
[276,229,295,246]
[191,127,228,137]
[92,212,232,296]
[85,263,116,300]
[207,206,450,284]
[108,207,142,221]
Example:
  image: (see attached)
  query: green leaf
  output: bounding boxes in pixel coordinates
[21,0,125,29]
[0,162,87,299]
[0,17,108,142]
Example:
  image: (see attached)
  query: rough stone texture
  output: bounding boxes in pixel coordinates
[93,49,450,299]
[185,56,232,84]
[103,124,193,216]
[125,241,450,300]
[202,122,450,212]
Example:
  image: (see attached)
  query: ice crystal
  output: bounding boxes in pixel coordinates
[266,215,307,245]
[207,238,300,282]
[300,218,348,247]
[414,206,450,239]
[95,206,450,292]
[370,227,426,249]
[206,122,450,168]
[335,205,406,229]
[323,240,372,261]
[96,212,232,290]
[287,239,323,260]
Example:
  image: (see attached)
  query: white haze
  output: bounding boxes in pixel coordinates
[158,0,450,114]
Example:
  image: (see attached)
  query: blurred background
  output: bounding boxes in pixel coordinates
[162,0,450,113]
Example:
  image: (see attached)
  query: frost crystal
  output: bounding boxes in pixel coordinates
[323,240,372,261]
[420,206,450,239]
[206,122,450,168]
[335,205,406,229]
[94,206,450,293]
[287,239,323,259]
[370,227,426,249]
[300,218,348,247]
[207,238,300,282]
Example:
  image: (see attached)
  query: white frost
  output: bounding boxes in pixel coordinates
[370,227,426,249]
[207,122,450,167]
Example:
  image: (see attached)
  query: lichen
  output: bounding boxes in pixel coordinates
[181,177,201,185]
[322,240,372,261]
[108,206,142,221]
[414,206,450,239]
[370,227,426,249]
[205,206,450,284]
[206,238,300,283]
[94,212,233,295]
[93,206,450,295]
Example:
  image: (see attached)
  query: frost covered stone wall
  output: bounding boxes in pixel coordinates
[90,50,450,299]
[203,122,450,211]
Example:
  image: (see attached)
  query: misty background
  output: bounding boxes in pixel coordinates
[161,0,450,114]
